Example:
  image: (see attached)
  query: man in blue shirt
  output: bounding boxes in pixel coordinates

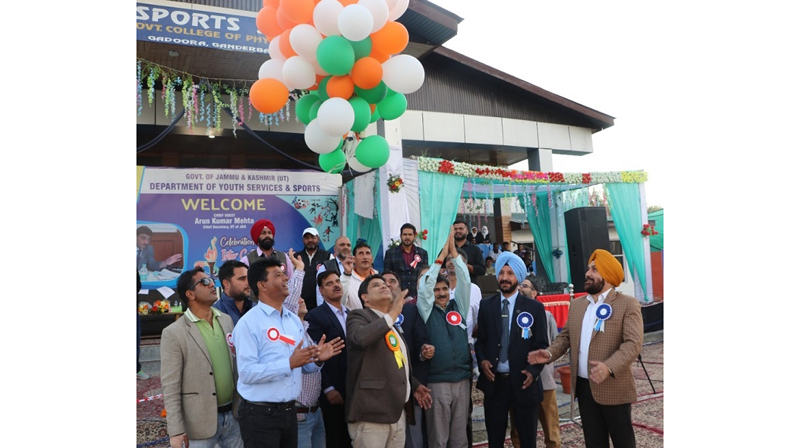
[233,257,342,448]
[213,260,254,327]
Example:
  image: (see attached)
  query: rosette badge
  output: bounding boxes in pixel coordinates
[446,311,466,330]
[594,303,613,332]
[516,312,534,339]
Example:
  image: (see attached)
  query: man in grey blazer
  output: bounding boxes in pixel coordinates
[161,267,242,448]
[345,274,432,448]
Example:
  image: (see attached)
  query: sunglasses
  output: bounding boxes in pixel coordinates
[189,277,214,290]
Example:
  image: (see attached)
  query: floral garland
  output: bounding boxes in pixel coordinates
[641,223,659,236]
[136,59,296,133]
[417,157,647,184]
[387,174,404,193]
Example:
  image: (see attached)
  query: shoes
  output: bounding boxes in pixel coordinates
[137,371,150,380]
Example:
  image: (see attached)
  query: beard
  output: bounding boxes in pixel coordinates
[454,233,466,242]
[258,237,274,251]
[305,241,318,252]
[584,277,606,295]
[498,279,518,294]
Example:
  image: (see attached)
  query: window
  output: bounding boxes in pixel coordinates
[608,240,627,281]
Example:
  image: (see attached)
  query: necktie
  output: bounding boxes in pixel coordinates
[499,299,509,364]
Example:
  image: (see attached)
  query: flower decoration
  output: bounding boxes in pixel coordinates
[138,302,151,315]
[389,238,401,248]
[387,174,404,193]
[641,223,659,237]
[416,157,647,185]
[148,300,171,315]
[552,248,563,259]
[419,229,428,241]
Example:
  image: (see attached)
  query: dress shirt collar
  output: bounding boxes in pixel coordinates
[185,307,222,322]
[325,300,348,315]
[586,288,612,304]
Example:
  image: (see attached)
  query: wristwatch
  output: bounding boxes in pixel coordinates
[608,366,615,378]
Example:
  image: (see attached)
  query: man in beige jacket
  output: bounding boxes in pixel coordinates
[161,267,242,448]
[529,249,643,448]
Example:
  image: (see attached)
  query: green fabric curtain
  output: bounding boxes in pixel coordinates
[520,193,554,283]
[648,209,663,251]
[345,173,384,270]
[419,171,465,260]
[605,183,650,302]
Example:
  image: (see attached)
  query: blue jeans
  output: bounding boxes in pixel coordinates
[297,407,326,448]
[189,410,243,448]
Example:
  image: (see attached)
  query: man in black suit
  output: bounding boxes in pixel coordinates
[475,251,549,448]
[306,269,353,448]
[452,219,486,283]
[296,227,333,313]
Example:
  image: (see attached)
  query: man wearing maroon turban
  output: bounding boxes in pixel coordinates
[528,249,643,448]
[243,219,294,280]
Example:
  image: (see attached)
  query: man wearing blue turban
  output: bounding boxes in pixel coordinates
[475,251,549,448]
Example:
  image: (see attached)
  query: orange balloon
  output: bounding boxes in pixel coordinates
[327,75,355,99]
[279,29,298,58]
[275,7,297,31]
[256,6,283,39]
[370,103,376,113]
[250,78,290,114]
[263,0,279,8]
[370,22,408,56]
[369,48,390,63]
[338,0,358,5]
[309,74,326,91]
[350,57,383,89]
[280,0,314,24]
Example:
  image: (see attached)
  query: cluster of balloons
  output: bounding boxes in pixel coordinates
[250,0,424,173]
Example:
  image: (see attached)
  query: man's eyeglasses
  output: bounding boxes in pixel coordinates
[189,277,214,290]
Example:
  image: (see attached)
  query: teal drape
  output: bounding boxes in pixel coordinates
[419,171,465,260]
[345,173,384,270]
[520,193,554,283]
[605,183,649,302]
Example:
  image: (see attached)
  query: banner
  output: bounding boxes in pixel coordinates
[137,167,342,288]
[136,0,269,54]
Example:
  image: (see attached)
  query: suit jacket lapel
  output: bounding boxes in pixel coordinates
[186,316,212,365]
[572,296,590,352]
[491,295,503,341]
[324,302,346,335]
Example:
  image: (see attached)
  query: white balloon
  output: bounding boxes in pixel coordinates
[304,119,342,155]
[382,55,425,94]
[347,153,371,172]
[316,97,355,137]
[268,35,287,62]
[338,4,374,42]
[310,58,329,77]
[387,0,409,21]
[358,0,389,33]
[313,0,343,37]
[385,0,399,11]
[282,56,317,90]
[258,59,285,81]
[290,24,322,61]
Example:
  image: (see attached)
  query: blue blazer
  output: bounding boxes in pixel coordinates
[306,302,348,402]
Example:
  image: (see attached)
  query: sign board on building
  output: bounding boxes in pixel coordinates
[136,166,342,288]
[136,0,269,53]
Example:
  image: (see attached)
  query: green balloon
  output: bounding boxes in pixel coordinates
[376,91,407,121]
[317,76,331,102]
[349,96,371,133]
[369,105,381,123]
[319,148,346,173]
[354,81,387,104]
[309,100,322,121]
[348,37,372,60]
[355,135,390,168]
[317,36,355,76]
[296,93,319,125]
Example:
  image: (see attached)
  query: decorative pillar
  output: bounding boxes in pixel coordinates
[377,119,409,255]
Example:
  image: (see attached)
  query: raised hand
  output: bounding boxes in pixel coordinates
[289,339,315,369]
[288,248,305,271]
[317,335,345,361]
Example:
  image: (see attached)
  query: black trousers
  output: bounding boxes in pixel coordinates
[484,375,539,448]
[575,377,636,448]
[239,400,298,448]
[320,401,351,448]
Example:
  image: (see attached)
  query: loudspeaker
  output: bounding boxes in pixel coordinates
[564,207,610,293]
